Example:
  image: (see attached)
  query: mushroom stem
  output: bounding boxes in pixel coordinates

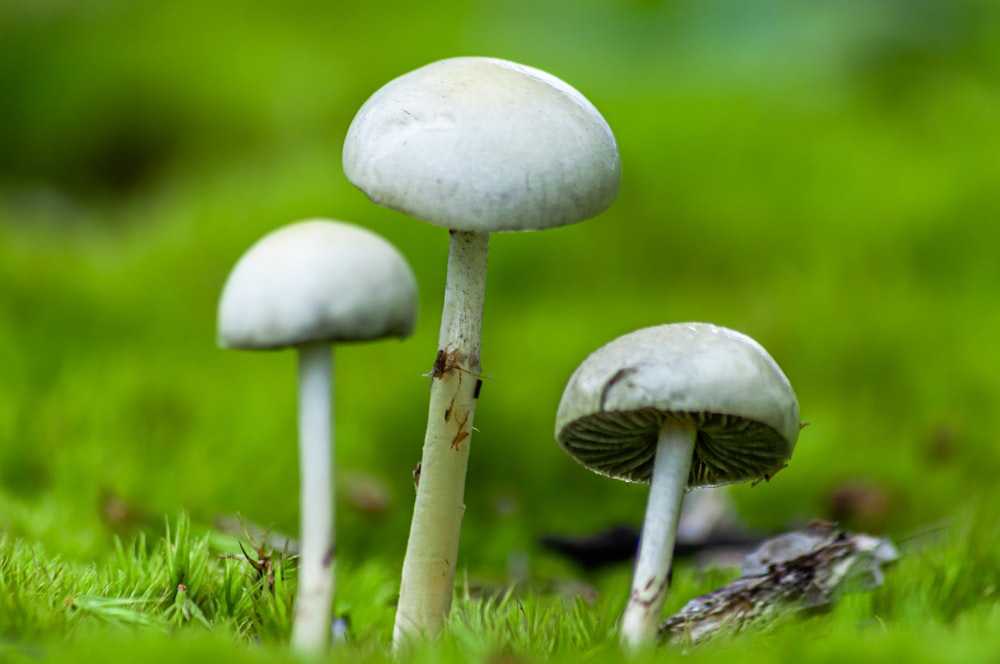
[394,230,488,647]
[620,417,696,650]
[291,342,335,654]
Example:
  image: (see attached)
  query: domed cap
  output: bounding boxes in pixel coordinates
[343,56,621,233]
[555,323,800,487]
[218,219,417,349]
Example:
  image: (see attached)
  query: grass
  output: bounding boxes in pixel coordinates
[3,0,1000,661]
[1,508,998,662]
[1,514,285,642]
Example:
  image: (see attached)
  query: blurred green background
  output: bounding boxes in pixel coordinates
[1,0,998,587]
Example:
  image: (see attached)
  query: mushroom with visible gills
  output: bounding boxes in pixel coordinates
[217,219,417,654]
[554,323,801,649]
[343,56,622,646]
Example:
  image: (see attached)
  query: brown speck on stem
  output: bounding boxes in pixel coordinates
[452,431,470,449]
[451,411,470,450]
[632,577,668,608]
[431,348,463,380]
[431,349,447,378]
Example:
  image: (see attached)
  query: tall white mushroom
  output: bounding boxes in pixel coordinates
[555,323,801,649]
[343,56,621,646]
[217,219,417,654]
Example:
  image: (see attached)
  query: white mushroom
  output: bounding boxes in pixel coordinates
[217,219,417,654]
[555,323,801,649]
[343,56,621,646]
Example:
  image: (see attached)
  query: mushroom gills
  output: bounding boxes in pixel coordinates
[559,409,791,486]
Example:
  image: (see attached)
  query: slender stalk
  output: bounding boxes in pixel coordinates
[620,418,696,650]
[291,342,335,655]
[393,230,489,648]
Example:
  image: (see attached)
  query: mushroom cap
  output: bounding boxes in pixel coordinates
[218,219,417,350]
[555,323,800,488]
[342,56,621,233]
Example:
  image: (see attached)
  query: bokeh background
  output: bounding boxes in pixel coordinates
[2,0,998,585]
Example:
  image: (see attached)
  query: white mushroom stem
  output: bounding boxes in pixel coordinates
[394,230,488,647]
[620,418,696,650]
[291,342,335,654]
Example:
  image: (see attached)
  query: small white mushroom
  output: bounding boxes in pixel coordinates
[343,56,621,646]
[555,323,801,650]
[217,219,417,654]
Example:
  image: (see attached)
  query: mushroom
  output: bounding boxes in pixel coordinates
[217,219,417,654]
[554,323,801,649]
[343,56,621,645]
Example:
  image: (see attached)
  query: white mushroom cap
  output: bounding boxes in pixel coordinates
[343,56,621,232]
[555,323,800,487]
[218,219,417,349]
